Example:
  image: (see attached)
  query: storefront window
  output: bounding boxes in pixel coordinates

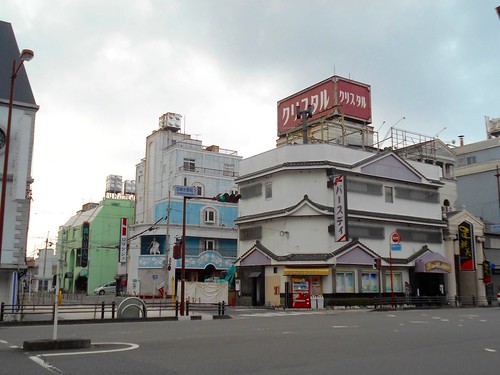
[385,272,403,292]
[361,272,379,292]
[336,272,354,293]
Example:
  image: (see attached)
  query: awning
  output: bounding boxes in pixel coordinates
[283,268,330,276]
[414,252,451,273]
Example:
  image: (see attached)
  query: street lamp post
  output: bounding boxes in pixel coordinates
[0,49,34,265]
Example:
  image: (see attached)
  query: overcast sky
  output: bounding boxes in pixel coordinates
[3,0,499,255]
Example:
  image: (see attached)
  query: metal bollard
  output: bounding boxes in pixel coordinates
[101,301,105,319]
[111,301,116,319]
[186,300,190,316]
[0,302,4,322]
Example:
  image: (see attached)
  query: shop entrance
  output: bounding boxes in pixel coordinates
[412,272,445,296]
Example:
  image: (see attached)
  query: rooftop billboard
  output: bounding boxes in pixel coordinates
[277,76,372,135]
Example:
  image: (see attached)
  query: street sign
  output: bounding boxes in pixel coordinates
[391,231,401,244]
[391,244,402,251]
[174,185,197,197]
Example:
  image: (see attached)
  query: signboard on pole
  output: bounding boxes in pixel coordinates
[119,218,128,263]
[174,185,197,198]
[390,231,401,251]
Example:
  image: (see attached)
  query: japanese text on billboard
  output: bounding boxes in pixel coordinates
[277,76,371,135]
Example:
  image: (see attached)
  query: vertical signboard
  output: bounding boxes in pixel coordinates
[482,261,491,284]
[81,222,89,268]
[458,221,475,271]
[333,175,348,242]
[119,218,128,263]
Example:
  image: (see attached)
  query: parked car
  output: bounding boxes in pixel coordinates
[497,292,500,304]
[93,281,116,295]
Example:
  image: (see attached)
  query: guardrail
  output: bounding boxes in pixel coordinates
[0,300,226,323]
[373,295,498,309]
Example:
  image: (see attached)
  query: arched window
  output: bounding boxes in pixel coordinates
[203,207,217,224]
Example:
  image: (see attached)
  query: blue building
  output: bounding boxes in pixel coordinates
[127,113,241,296]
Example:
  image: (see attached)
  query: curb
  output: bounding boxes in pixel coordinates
[1,314,231,327]
[23,338,91,352]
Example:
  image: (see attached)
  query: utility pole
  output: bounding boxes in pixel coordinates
[496,165,500,217]
[180,178,187,316]
[42,234,53,304]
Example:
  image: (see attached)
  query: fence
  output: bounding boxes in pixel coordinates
[373,295,498,309]
[0,300,226,323]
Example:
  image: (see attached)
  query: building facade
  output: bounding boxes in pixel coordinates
[126,113,241,297]
[0,21,38,305]
[454,136,500,228]
[235,143,453,307]
[33,247,58,292]
[58,198,134,294]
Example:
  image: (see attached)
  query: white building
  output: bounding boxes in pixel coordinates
[235,143,453,308]
[0,22,38,305]
[127,113,242,297]
[33,247,58,292]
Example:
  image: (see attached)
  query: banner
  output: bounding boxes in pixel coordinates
[458,221,475,271]
[333,175,348,242]
[81,222,89,267]
[119,218,128,263]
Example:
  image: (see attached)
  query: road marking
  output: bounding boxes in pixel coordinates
[40,342,139,357]
[409,321,429,324]
[484,348,497,353]
[29,356,64,374]
[332,325,358,328]
[238,311,324,318]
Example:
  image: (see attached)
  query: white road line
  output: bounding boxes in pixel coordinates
[29,356,63,374]
[40,342,139,357]
[484,348,497,353]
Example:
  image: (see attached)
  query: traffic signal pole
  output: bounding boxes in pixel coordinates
[180,180,187,316]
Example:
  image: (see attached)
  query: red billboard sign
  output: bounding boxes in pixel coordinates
[277,76,371,135]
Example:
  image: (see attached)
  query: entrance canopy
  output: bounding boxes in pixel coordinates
[414,252,451,274]
[283,268,330,276]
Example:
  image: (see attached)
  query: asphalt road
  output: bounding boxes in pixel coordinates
[1,307,500,374]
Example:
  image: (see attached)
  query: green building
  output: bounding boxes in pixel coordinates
[58,199,134,294]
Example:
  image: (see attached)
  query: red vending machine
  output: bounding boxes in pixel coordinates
[292,277,311,308]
